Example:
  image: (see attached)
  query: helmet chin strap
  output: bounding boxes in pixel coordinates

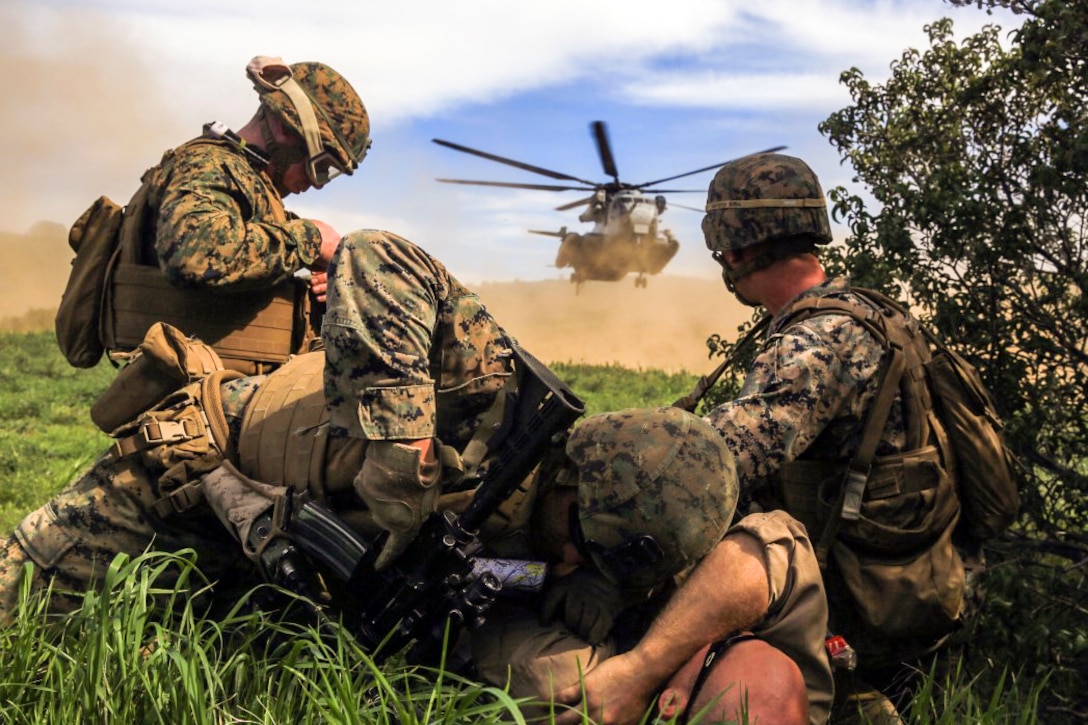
[257,109,307,193]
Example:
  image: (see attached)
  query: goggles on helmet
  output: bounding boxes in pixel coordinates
[569,504,664,584]
[307,148,351,187]
[250,58,353,188]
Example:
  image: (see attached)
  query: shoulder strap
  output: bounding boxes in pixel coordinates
[814,343,905,567]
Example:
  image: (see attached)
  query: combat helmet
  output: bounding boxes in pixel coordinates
[702,153,831,294]
[565,406,738,591]
[247,56,371,187]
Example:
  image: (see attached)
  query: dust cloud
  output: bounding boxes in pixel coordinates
[477,275,753,373]
[0,4,195,261]
[0,224,70,319]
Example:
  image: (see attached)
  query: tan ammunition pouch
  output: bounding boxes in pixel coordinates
[109,367,244,518]
[237,352,535,539]
[100,139,315,375]
[91,321,224,434]
[57,195,125,368]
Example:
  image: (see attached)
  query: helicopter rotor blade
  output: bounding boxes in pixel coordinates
[668,201,709,213]
[637,188,707,194]
[555,195,596,211]
[634,145,787,189]
[433,138,600,186]
[591,121,620,184]
[436,179,597,193]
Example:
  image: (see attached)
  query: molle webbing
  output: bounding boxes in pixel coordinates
[104,266,301,366]
[238,351,329,497]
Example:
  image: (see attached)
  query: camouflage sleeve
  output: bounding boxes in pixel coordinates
[321,230,448,441]
[727,511,833,725]
[704,314,882,487]
[154,144,322,290]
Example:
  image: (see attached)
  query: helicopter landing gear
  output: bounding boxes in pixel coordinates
[571,271,585,295]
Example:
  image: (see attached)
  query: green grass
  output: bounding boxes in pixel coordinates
[0,331,1061,723]
[0,333,114,532]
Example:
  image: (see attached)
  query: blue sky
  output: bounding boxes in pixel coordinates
[3,0,1021,285]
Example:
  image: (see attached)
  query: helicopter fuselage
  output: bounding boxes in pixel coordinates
[554,196,678,286]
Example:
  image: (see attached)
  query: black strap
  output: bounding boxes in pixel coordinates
[677,632,758,725]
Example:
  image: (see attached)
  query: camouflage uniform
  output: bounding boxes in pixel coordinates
[470,407,832,725]
[149,137,322,289]
[702,154,968,724]
[704,276,906,487]
[322,229,513,446]
[98,58,370,374]
[0,230,513,615]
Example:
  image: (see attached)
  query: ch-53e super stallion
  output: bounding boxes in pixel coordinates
[434,120,782,292]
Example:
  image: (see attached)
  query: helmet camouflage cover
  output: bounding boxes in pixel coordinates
[702,152,832,254]
[249,58,371,176]
[567,406,738,591]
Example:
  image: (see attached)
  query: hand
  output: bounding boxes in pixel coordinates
[541,568,628,645]
[554,652,659,725]
[354,439,440,570]
[308,270,328,303]
[307,218,342,269]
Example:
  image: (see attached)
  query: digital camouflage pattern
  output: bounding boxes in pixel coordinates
[568,406,739,591]
[702,152,833,254]
[322,230,513,445]
[221,374,266,441]
[251,61,371,174]
[151,138,322,288]
[704,276,907,491]
[0,453,253,619]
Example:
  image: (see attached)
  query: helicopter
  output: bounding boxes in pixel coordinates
[433,121,783,291]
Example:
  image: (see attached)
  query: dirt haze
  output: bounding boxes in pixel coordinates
[1,217,750,373]
[477,275,752,373]
[0,223,70,319]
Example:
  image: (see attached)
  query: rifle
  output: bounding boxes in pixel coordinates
[258,343,584,667]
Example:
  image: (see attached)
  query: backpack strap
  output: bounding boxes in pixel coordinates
[814,342,905,567]
[776,292,912,568]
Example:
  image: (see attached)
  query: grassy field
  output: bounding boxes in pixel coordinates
[0,331,1054,723]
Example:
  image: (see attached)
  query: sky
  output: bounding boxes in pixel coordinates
[2,0,1022,289]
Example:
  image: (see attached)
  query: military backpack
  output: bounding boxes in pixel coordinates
[676,286,1019,660]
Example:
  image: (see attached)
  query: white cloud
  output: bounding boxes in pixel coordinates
[620,70,853,110]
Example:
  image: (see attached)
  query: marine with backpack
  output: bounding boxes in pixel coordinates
[685,151,1020,723]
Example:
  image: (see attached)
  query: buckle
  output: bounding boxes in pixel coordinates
[842,468,869,521]
[138,419,194,446]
